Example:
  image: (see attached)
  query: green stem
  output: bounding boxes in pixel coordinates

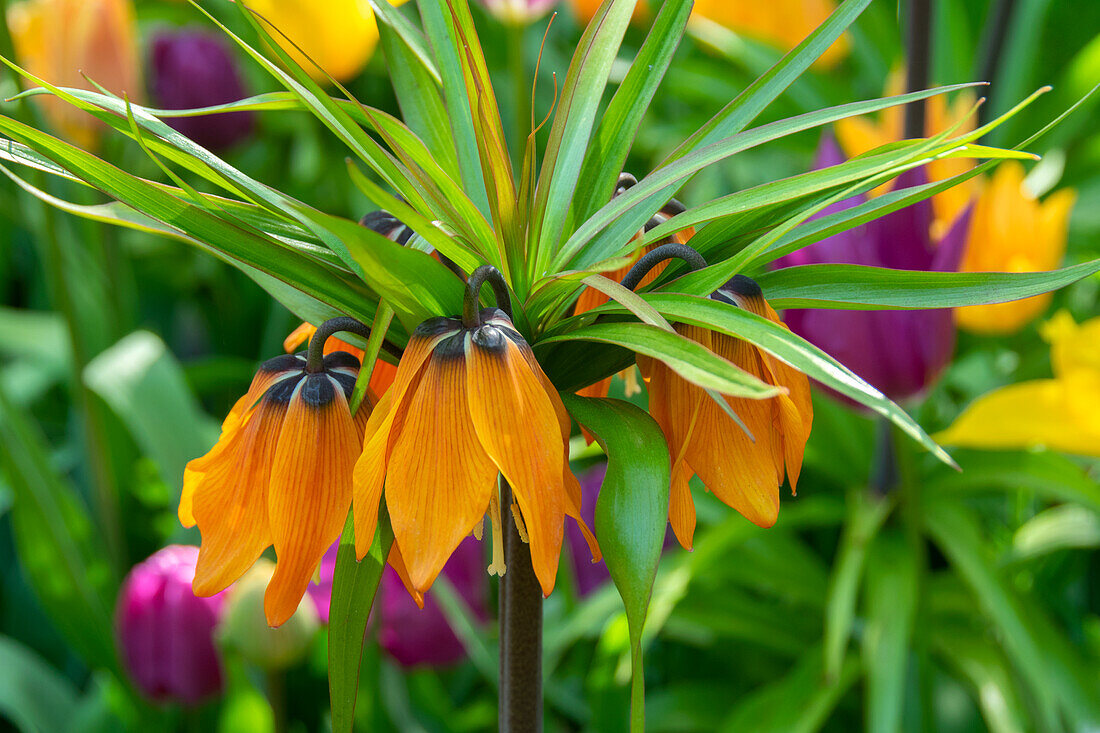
[499,479,543,732]
[267,669,287,733]
[350,304,395,415]
[629,641,645,732]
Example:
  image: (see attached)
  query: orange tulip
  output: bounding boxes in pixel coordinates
[956,162,1076,334]
[7,0,141,148]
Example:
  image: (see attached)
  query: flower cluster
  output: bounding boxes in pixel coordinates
[181,207,815,626]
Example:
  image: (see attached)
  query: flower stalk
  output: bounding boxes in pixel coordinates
[498,478,543,732]
[620,242,708,291]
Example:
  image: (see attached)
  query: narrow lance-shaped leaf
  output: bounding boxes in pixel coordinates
[529,0,638,273]
[562,395,671,733]
[329,510,395,733]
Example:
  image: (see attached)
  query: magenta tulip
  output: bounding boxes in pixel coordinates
[115,545,225,705]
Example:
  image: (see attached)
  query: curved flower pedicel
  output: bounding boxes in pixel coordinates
[180,325,369,627]
[354,266,600,597]
[637,266,812,549]
[574,173,696,400]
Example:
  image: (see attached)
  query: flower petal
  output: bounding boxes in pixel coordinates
[352,329,449,559]
[668,460,696,550]
[385,352,497,594]
[466,334,565,596]
[264,376,359,627]
[191,399,285,596]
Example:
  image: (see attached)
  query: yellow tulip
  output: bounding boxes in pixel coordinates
[246,0,404,84]
[936,311,1100,457]
[955,162,1076,334]
[6,0,141,149]
[693,0,849,69]
[835,71,980,234]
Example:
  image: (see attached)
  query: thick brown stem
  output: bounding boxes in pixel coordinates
[498,481,542,733]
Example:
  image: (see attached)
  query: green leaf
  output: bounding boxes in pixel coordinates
[561,395,671,733]
[83,331,219,501]
[672,0,870,161]
[755,260,1100,310]
[0,116,383,322]
[556,83,982,272]
[926,450,1100,515]
[0,635,79,733]
[932,631,1031,733]
[719,646,860,733]
[329,509,394,733]
[626,293,956,466]
[862,531,917,733]
[924,500,1100,728]
[538,322,781,398]
[567,0,692,229]
[530,0,638,269]
[0,385,118,674]
[1010,505,1100,561]
[823,490,892,681]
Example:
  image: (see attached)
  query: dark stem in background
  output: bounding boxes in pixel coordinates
[498,480,543,733]
[975,0,1019,126]
[869,418,899,494]
[903,0,934,139]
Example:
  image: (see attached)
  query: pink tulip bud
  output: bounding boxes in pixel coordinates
[115,545,225,705]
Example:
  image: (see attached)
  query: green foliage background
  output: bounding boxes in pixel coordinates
[0,0,1098,731]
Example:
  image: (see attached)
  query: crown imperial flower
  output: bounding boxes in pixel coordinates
[353,266,599,597]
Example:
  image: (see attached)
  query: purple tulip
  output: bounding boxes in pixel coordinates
[115,545,225,705]
[567,463,611,596]
[772,135,972,402]
[150,30,253,150]
[378,537,488,668]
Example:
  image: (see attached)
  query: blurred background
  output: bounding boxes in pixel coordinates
[0,0,1098,731]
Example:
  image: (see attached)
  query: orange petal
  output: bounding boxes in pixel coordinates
[264,376,360,627]
[284,322,315,354]
[668,460,696,550]
[564,462,601,562]
[385,350,497,594]
[191,398,286,596]
[387,542,424,609]
[369,358,398,396]
[352,328,450,559]
[466,335,565,596]
[682,334,781,528]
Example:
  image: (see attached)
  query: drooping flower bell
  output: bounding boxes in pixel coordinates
[633,252,812,549]
[937,311,1100,457]
[574,173,696,400]
[115,545,225,705]
[6,0,141,149]
[283,210,414,398]
[378,536,489,668]
[955,162,1077,335]
[180,318,379,626]
[150,30,254,150]
[353,266,600,598]
[773,135,972,402]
